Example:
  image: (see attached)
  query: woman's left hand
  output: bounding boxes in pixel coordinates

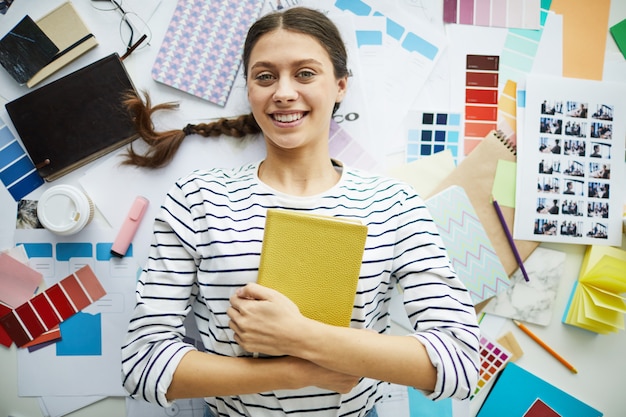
[228,282,308,356]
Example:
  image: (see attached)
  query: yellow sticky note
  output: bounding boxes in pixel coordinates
[492,159,517,208]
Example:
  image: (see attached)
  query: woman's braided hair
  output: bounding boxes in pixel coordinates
[123,7,348,168]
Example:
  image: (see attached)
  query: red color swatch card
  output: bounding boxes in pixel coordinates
[0,265,106,347]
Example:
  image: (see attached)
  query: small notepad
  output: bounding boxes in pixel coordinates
[152,0,263,106]
[425,185,509,305]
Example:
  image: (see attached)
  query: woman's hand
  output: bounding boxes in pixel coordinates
[228,282,307,357]
[283,356,361,394]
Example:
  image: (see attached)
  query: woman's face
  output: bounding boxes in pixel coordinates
[246,29,347,153]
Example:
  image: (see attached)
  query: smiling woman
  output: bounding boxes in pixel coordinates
[120,6,479,417]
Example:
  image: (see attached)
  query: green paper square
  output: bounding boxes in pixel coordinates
[610,18,626,60]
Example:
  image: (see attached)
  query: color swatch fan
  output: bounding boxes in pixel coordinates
[425,185,509,305]
[152,0,263,106]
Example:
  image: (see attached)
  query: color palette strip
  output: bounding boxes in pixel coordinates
[498,0,551,90]
[406,111,462,164]
[465,55,500,154]
[471,335,511,399]
[0,265,105,347]
[0,117,44,201]
[443,0,541,29]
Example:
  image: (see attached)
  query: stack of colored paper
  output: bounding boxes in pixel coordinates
[562,245,626,334]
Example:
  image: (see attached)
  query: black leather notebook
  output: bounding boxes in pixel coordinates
[5,53,138,181]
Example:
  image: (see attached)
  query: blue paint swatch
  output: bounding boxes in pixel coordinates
[0,120,43,201]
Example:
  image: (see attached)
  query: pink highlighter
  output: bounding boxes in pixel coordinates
[111,196,149,258]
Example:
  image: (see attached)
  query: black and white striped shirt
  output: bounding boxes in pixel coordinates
[121,161,479,416]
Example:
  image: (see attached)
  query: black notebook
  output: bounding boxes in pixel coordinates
[5,53,138,181]
[0,15,59,84]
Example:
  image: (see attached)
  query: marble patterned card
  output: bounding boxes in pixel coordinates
[482,247,566,326]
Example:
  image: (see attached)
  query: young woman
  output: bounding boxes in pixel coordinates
[121,7,479,417]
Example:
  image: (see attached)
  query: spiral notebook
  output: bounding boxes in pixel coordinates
[427,130,538,284]
[151,0,263,106]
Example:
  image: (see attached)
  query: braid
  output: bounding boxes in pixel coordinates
[190,116,261,138]
[122,91,261,168]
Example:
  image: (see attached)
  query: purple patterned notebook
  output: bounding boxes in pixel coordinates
[152,0,263,106]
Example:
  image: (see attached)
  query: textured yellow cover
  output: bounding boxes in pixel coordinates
[257,209,368,327]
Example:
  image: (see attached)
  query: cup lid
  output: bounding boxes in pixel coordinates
[37,185,92,235]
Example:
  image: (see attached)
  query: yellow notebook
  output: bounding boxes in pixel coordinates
[562,245,626,334]
[257,209,368,327]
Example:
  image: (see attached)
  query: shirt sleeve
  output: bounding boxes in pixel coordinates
[121,182,200,407]
[392,189,480,401]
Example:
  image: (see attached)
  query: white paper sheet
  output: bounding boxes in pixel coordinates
[16,227,139,397]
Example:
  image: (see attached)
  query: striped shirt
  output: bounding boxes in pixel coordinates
[121,161,479,416]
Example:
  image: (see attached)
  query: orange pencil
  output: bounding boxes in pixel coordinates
[513,320,578,374]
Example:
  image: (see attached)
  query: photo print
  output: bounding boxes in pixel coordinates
[516,76,625,245]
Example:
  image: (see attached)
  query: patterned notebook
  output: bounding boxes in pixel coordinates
[152,0,263,106]
[425,185,509,305]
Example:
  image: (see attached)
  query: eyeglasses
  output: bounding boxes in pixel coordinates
[91,0,152,60]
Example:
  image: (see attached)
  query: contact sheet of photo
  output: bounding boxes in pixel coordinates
[514,75,626,246]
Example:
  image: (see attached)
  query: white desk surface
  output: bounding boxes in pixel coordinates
[1,1,626,417]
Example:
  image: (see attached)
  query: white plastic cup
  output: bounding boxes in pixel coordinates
[37,185,94,235]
